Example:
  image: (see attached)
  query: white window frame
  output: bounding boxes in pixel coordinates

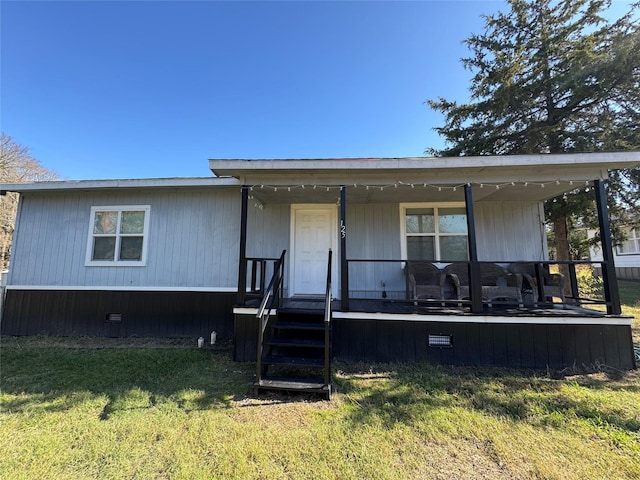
[399,202,468,261]
[616,227,640,255]
[85,205,151,267]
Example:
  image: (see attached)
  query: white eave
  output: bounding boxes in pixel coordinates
[209,151,640,181]
[0,176,240,194]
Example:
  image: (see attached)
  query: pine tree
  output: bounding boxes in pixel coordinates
[427,0,640,261]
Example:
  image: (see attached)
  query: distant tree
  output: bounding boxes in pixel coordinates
[427,0,640,262]
[0,134,59,269]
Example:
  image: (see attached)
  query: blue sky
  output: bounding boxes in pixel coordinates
[1,1,634,180]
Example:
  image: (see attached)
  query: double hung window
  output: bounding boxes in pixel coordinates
[86,206,150,266]
[400,203,468,261]
[616,227,640,255]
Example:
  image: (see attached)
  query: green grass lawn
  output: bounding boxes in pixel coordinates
[1,282,638,479]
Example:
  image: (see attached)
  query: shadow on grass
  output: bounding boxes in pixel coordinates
[1,339,255,419]
[334,362,640,435]
[3,337,639,439]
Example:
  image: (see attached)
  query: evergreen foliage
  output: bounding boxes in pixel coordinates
[428,0,640,258]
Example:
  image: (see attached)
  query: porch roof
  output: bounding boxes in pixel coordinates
[210,151,640,204]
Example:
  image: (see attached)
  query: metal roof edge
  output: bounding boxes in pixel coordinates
[0,176,240,193]
[208,151,640,174]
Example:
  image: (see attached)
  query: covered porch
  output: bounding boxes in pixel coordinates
[210,153,639,371]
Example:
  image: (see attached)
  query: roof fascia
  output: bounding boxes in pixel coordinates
[0,177,240,194]
[209,152,640,179]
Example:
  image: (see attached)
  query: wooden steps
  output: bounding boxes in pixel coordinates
[254,378,331,396]
[265,337,325,348]
[270,320,325,331]
[253,306,332,400]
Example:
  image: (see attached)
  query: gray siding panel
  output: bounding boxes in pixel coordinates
[343,201,545,297]
[347,203,404,296]
[246,203,290,258]
[11,191,545,293]
[10,188,241,288]
[475,202,546,261]
[245,204,291,289]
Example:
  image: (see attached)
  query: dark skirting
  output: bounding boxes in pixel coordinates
[1,289,235,339]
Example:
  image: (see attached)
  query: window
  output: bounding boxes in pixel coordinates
[86,206,150,266]
[616,227,640,255]
[400,203,468,261]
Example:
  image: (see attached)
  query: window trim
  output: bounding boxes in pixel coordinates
[85,205,151,267]
[616,227,640,256]
[399,202,468,261]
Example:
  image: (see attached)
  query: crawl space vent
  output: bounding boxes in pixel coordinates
[106,313,123,323]
[428,334,453,348]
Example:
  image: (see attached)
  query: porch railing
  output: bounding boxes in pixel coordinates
[323,249,333,388]
[342,259,621,315]
[255,250,286,384]
[241,255,285,305]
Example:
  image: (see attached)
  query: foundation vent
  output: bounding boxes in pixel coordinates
[106,313,123,323]
[428,334,453,348]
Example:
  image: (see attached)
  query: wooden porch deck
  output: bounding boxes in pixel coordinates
[279,296,615,320]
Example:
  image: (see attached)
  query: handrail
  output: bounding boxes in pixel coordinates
[323,249,332,388]
[255,250,286,385]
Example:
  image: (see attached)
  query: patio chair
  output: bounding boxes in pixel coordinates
[508,263,566,304]
[443,263,523,305]
[405,262,443,301]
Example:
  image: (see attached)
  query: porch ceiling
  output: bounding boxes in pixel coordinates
[246,180,596,205]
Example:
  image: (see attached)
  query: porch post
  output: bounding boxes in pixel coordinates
[340,186,349,310]
[594,179,621,315]
[465,184,482,313]
[237,185,249,305]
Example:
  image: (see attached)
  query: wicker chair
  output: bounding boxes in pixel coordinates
[508,263,565,304]
[443,263,523,305]
[405,262,443,301]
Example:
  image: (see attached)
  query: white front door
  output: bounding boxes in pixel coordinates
[291,205,337,296]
